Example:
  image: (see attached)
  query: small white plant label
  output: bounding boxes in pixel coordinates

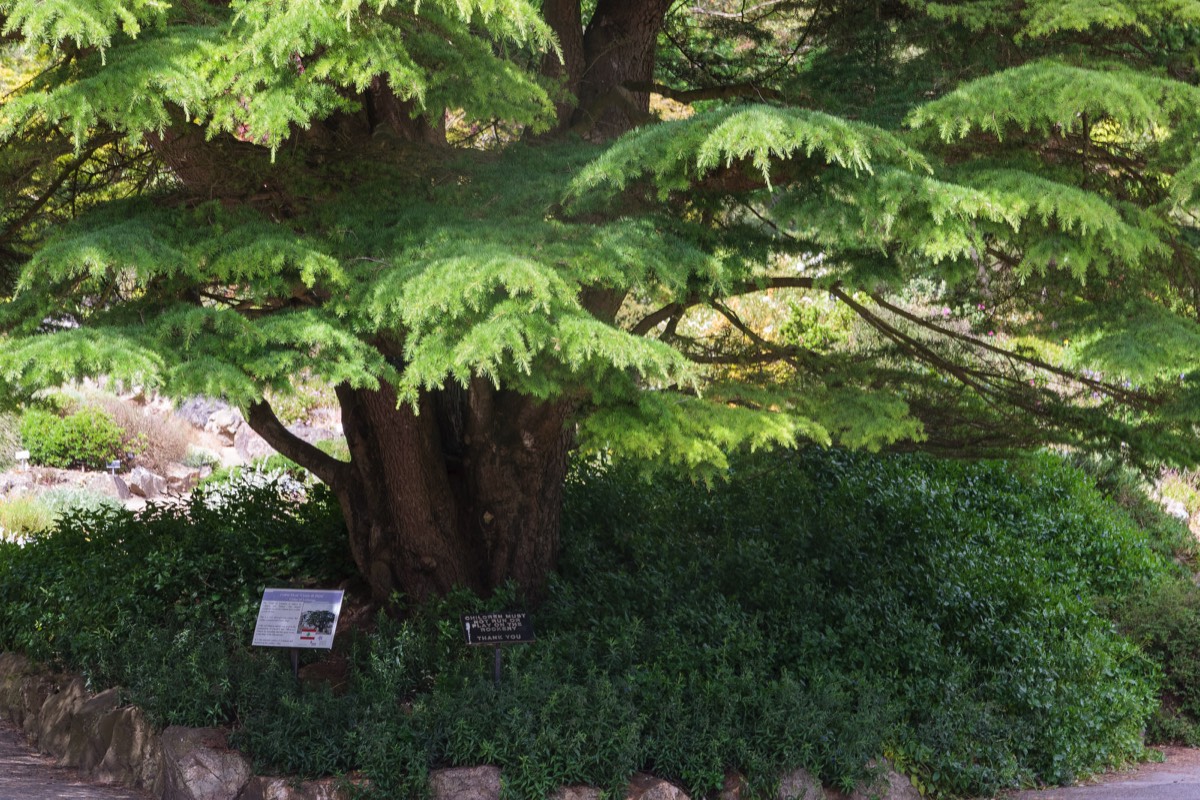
[252,588,344,649]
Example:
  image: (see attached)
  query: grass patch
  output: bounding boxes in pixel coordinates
[0,495,54,541]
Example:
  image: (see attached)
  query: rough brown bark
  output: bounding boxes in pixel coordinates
[573,0,673,138]
[542,0,587,130]
[247,381,572,604]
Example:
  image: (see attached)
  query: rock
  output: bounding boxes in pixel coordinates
[63,687,120,771]
[159,726,252,800]
[176,398,231,430]
[127,466,168,498]
[238,776,348,800]
[777,768,824,800]
[720,771,748,800]
[550,787,602,800]
[94,705,163,789]
[113,475,133,500]
[0,653,31,724]
[37,676,87,758]
[1165,499,1190,521]
[19,672,57,738]
[429,766,501,800]
[164,464,203,492]
[831,763,921,800]
[626,773,690,800]
[0,652,29,686]
[206,409,244,445]
[233,424,339,464]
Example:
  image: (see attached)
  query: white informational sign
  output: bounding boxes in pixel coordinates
[252,588,344,649]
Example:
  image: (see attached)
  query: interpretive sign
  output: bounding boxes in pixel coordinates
[462,612,535,646]
[252,588,344,649]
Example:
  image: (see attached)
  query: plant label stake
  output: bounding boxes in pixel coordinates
[251,589,346,685]
[14,450,29,472]
[462,612,535,688]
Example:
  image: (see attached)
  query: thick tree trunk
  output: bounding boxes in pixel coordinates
[571,0,673,137]
[247,381,572,604]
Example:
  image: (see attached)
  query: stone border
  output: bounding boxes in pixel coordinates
[0,652,920,800]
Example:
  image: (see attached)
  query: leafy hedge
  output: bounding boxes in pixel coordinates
[0,478,352,723]
[18,406,129,469]
[0,449,1185,798]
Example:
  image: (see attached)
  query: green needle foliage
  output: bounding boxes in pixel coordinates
[2,1,1200,600]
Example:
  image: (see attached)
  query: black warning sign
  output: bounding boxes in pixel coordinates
[462,612,535,645]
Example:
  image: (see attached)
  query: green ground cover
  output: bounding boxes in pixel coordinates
[0,449,1193,799]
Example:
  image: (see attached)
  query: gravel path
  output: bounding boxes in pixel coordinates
[0,721,151,800]
[998,747,1200,800]
[5,713,1200,800]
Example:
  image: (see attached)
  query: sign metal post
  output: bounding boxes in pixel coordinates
[462,612,535,688]
[251,588,346,685]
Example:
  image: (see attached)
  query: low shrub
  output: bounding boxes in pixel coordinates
[0,449,1178,799]
[1112,579,1200,746]
[39,487,122,517]
[91,396,192,473]
[183,445,221,470]
[0,475,352,715]
[18,406,129,470]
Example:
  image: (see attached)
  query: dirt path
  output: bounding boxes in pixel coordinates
[998,747,1200,800]
[0,721,151,800]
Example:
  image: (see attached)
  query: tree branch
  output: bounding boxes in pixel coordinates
[625,80,782,103]
[627,276,814,336]
[245,400,350,489]
[0,134,119,247]
[868,293,1150,406]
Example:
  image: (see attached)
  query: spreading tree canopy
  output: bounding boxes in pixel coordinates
[2,0,1200,602]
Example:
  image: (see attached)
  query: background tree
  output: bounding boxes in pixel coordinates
[1,0,1199,604]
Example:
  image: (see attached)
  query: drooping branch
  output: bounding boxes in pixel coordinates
[0,134,120,248]
[628,276,815,336]
[246,399,351,489]
[831,287,1003,404]
[868,293,1151,407]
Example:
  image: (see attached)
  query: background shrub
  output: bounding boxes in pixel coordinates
[91,396,192,473]
[18,406,129,470]
[1112,579,1200,745]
